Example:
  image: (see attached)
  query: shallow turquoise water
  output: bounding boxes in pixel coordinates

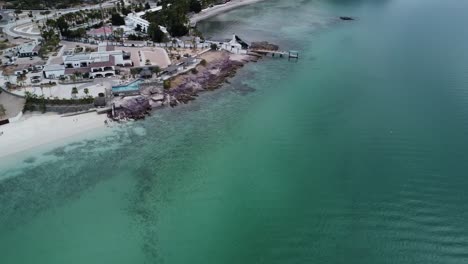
[2,0,468,263]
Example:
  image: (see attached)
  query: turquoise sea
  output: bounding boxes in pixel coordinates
[2,0,468,263]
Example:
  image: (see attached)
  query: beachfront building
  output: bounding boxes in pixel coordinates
[207,35,249,54]
[42,64,65,79]
[62,53,116,78]
[58,44,132,79]
[63,50,132,68]
[89,58,117,78]
[63,43,132,68]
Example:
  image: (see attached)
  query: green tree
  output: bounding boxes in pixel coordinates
[114,28,124,42]
[121,7,131,16]
[71,87,78,97]
[151,66,160,74]
[189,0,202,13]
[74,71,82,80]
[111,13,125,26]
[84,88,89,96]
[145,2,151,10]
[148,23,165,43]
[163,80,171,90]
[168,23,188,37]
[56,16,69,35]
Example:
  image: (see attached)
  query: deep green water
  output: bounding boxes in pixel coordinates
[2,0,468,263]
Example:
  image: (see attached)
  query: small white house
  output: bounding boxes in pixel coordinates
[218,35,249,54]
[43,64,65,79]
[17,42,40,57]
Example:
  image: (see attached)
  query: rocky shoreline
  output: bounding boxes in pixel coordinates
[168,52,249,105]
[110,51,257,120]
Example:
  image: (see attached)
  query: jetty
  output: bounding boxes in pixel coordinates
[249,49,299,60]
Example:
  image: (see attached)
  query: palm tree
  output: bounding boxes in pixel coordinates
[0,104,6,118]
[84,88,89,97]
[114,28,124,44]
[71,87,78,98]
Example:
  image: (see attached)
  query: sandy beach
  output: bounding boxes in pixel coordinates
[0,0,267,161]
[190,0,267,23]
[0,112,107,159]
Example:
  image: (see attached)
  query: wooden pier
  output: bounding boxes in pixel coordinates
[249,49,299,60]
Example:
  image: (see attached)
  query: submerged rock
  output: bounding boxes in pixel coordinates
[340,16,355,21]
[234,84,256,96]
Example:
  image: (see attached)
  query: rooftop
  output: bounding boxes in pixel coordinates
[64,54,92,62]
[89,55,115,68]
[19,43,39,54]
[64,67,90,75]
[87,26,113,36]
[43,64,65,72]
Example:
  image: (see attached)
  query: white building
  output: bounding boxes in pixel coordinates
[125,6,168,34]
[207,35,250,54]
[43,64,65,79]
[17,42,40,57]
[54,44,132,79]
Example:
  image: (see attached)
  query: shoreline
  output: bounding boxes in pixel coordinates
[0,0,270,162]
[0,112,108,160]
[164,51,257,107]
[0,51,257,160]
[190,0,267,24]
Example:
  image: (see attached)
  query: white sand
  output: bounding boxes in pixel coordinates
[190,0,267,23]
[0,112,107,159]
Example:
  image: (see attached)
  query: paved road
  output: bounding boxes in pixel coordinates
[1,1,117,40]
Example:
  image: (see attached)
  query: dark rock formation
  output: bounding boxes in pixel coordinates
[114,96,151,120]
[166,57,246,107]
[340,16,355,21]
[250,41,280,51]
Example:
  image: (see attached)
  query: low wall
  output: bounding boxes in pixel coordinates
[0,87,25,99]
[28,103,95,114]
[0,119,9,126]
[59,79,93,85]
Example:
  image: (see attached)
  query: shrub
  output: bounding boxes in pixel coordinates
[200,59,207,66]
[151,66,160,74]
[163,80,171,90]
[191,68,198,74]
[210,43,218,50]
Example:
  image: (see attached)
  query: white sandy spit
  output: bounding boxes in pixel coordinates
[190,0,267,23]
[0,112,107,159]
